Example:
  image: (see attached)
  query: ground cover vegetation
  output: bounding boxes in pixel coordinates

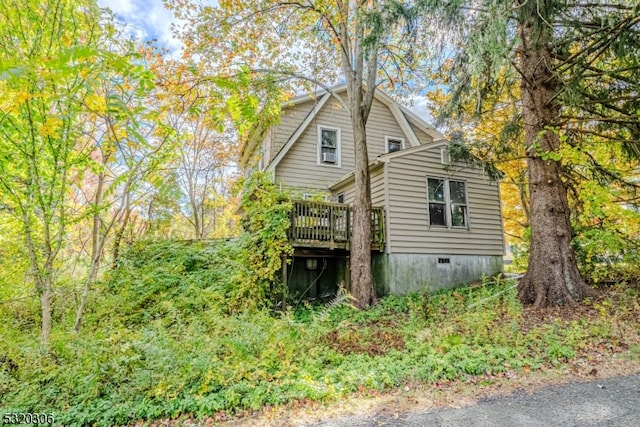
[1,239,639,425]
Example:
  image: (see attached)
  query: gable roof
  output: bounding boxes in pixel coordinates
[264,85,445,173]
[265,93,330,172]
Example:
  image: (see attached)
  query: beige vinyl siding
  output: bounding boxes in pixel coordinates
[334,183,355,205]
[275,97,405,190]
[332,165,385,206]
[387,147,504,256]
[370,166,385,206]
[407,116,436,145]
[272,100,318,155]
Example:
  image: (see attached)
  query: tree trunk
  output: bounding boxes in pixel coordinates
[74,172,105,332]
[112,202,132,269]
[21,209,53,346]
[516,10,595,307]
[337,1,379,309]
[187,172,204,239]
[350,110,375,309]
[40,277,52,346]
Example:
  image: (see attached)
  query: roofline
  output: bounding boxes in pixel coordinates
[400,104,444,141]
[238,121,267,169]
[377,139,448,162]
[284,85,443,142]
[264,84,445,173]
[266,93,330,173]
[283,83,348,106]
[373,90,444,142]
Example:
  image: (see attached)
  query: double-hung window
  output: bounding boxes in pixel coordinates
[427,178,468,228]
[318,125,341,167]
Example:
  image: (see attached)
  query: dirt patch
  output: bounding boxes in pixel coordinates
[518,302,601,334]
[322,319,406,356]
[515,285,638,334]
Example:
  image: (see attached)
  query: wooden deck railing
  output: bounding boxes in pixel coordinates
[288,200,385,250]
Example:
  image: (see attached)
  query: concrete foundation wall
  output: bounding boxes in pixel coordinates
[372,253,503,296]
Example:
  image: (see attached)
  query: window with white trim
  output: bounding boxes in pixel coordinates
[427,178,468,228]
[385,136,404,153]
[317,125,341,166]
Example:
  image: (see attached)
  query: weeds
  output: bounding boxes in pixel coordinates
[1,243,638,426]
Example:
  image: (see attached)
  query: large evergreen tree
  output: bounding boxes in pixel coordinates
[424,0,640,307]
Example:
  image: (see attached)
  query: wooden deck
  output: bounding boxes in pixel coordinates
[288,200,385,251]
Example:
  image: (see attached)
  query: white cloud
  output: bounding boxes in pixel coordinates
[98,0,184,54]
[405,95,435,124]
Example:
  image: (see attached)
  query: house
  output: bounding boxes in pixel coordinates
[240,85,504,298]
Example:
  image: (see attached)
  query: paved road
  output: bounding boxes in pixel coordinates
[309,374,640,426]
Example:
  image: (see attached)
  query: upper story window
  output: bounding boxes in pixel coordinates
[317,125,341,167]
[427,177,468,228]
[385,136,404,153]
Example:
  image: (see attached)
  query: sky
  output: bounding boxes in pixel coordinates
[97,0,184,53]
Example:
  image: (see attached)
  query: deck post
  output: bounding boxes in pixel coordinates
[330,205,335,248]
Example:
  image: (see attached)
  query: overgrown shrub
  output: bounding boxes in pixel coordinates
[229,171,293,311]
[573,224,640,285]
[102,172,294,316]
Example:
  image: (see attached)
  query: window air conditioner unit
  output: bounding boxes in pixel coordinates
[322,152,336,163]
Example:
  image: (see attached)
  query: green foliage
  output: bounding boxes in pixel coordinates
[0,213,30,301]
[509,226,530,272]
[1,261,638,426]
[569,173,640,284]
[104,172,295,317]
[102,240,235,325]
[0,0,164,343]
[572,224,640,285]
[446,139,505,181]
[230,171,293,311]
